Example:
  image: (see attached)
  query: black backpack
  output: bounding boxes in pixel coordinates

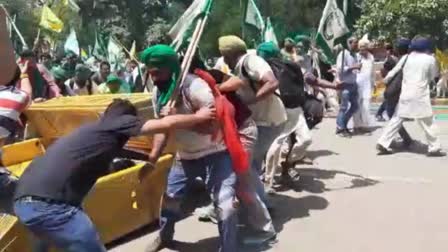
[243,56,306,109]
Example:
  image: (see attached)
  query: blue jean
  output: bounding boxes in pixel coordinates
[336,83,359,129]
[160,151,238,252]
[251,125,284,203]
[14,198,106,252]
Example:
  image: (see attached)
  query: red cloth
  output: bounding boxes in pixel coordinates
[194,69,249,175]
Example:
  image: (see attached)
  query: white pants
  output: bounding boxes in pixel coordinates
[265,107,312,189]
[353,95,372,128]
[378,115,441,153]
[437,76,447,98]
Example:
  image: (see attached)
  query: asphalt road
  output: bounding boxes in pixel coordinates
[110,114,448,252]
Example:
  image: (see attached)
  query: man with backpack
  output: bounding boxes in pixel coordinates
[64,64,97,96]
[218,36,287,204]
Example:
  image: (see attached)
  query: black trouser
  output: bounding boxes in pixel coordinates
[376,101,387,117]
[0,166,18,214]
[386,100,413,144]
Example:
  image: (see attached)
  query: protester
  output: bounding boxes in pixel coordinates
[65,64,97,96]
[19,50,61,100]
[377,36,444,156]
[125,59,144,92]
[218,35,287,205]
[380,38,414,147]
[13,98,216,252]
[39,53,52,70]
[91,61,111,87]
[376,43,396,122]
[335,37,360,137]
[353,38,375,132]
[437,66,448,98]
[0,62,32,214]
[51,66,70,96]
[62,51,78,78]
[140,45,238,252]
[295,35,313,74]
[97,74,131,94]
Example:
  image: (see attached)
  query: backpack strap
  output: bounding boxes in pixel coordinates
[241,55,258,94]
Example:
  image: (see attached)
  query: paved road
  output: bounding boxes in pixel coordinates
[110,115,448,252]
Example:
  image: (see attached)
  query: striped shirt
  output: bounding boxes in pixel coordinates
[0,86,31,138]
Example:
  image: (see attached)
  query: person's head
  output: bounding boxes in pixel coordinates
[106,74,122,94]
[257,42,280,60]
[40,53,52,66]
[283,38,295,51]
[51,66,69,85]
[74,64,92,86]
[104,98,137,118]
[127,60,138,73]
[395,38,411,56]
[100,61,111,79]
[218,35,247,70]
[65,51,78,65]
[385,43,394,56]
[294,35,311,52]
[410,35,434,54]
[358,40,371,57]
[347,37,359,52]
[141,44,180,90]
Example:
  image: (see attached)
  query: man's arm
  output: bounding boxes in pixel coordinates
[218,76,244,93]
[0,8,16,85]
[254,71,279,103]
[37,64,61,98]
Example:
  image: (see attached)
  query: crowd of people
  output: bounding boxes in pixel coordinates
[0,7,446,252]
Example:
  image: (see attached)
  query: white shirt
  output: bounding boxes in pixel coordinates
[385,52,438,118]
[64,79,97,96]
[0,86,30,138]
[356,52,375,98]
[152,74,226,160]
[234,54,287,127]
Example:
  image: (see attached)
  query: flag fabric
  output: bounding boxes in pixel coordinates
[108,37,124,72]
[244,0,265,33]
[169,0,214,51]
[263,17,278,46]
[315,0,350,64]
[81,48,88,60]
[40,6,64,33]
[64,28,79,56]
[92,30,109,61]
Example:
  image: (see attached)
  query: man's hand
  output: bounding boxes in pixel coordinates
[335,80,344,90]
[33,98,46,103]
[18,60,29,74]
[138,162,155,183]
[195,107,217,121]
[160,106,177,117]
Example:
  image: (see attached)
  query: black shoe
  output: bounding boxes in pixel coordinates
[376,115,386,122]
[427,150,447,157]
[145,236,174,252]
[402,139,415,150]
[336,128,352,138]
[376,144,393,155]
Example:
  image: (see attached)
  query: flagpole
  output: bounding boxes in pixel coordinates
[241,0,245,40]
[0,5,28,49]
[168,15,209,108]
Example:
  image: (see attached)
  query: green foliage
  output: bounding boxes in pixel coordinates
[356,0,448,48]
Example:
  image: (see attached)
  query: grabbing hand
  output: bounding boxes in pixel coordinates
[138,162,155,183]
[160,106,177,117]
[18,60,29,74]
[195,107,216,121]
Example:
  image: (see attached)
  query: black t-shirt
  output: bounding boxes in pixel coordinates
[14,114,143,206]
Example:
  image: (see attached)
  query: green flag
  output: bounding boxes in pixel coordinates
[169,0,214,51]
[244,0,265,33]
[64,28,79,56]
[315,0,350,64]
[92,30,109,61]
[263,17,278,46]
[107,37,124,72]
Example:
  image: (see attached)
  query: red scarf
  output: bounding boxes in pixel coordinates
[194,69,249,175]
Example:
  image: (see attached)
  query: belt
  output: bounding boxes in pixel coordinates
[16,196,67,205]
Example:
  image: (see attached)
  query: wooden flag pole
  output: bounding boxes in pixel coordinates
[167,15,209,108]
[0,4,28,49]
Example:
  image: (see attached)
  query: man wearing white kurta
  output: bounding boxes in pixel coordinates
[377,37,443,156]
[353,40,375,130]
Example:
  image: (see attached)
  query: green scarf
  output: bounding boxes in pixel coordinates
[257,42,281,60]
[140,45,180,112]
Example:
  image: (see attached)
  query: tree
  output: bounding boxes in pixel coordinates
[356,0,448,48]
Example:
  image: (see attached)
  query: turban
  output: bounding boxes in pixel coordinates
[257,42,280,60]
[410,37,433,52]
[75,64,92,81]
[106,74,122,84]
[294,35,311,44]
[358,39,371,50]
[51,66,68,81]
[396,38,411,51]
[140,45,180,111]
[218,35,247,53]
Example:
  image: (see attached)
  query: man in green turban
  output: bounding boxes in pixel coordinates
[257,42,281,60]
[141,44,239,252]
